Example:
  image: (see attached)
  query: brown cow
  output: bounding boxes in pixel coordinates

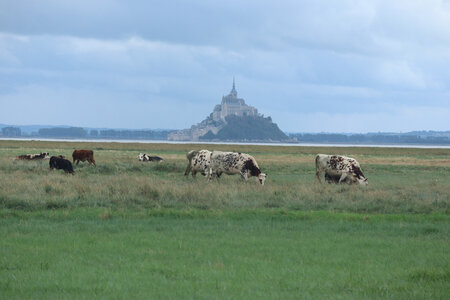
[72,150,96,167]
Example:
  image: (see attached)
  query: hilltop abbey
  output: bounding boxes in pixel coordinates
[212,78,259,122]
[168,79,260,141]
[168,79,287,141]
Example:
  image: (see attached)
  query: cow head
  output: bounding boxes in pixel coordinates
[357,177,368,186]
[138,153,144,161]
[348,174,368,186]
[258,173,267,185]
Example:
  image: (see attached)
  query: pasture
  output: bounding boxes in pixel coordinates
[0,140,449,298]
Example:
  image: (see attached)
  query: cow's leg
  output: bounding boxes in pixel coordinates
[240,172,249,182]
[192,170,197,178]
[76,160,80,165]
[184,163,192,176]
[206,168,213,182]
[208,170,220,182]
[338,173,348,184]
[213,170,222,182]
[315,170,323,183]
[92,159,97,167]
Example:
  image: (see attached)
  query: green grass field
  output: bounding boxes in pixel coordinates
[0,140,449,298]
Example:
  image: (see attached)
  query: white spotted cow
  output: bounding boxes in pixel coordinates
[315,154,368,186]
[138,153,163,162]
[208,151,267,185]
[184,150,212,178]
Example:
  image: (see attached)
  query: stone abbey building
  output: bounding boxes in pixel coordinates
[212,78,258,122]
[168,79,260,141]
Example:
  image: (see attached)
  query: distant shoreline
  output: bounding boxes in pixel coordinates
[1,137,449,149]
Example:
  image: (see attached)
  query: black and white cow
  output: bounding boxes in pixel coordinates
[138,153,163,162]
[184,150,212,178]
[16,152,50,160]
[315,154,368,185]
[208,151,267,185]
[49,156,74,174]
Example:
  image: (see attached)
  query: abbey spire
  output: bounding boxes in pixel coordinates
[230,77,237,97]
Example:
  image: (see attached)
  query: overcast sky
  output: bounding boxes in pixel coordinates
[1,0,449,133]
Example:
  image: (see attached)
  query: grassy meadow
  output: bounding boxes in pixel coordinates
[0,140,449,213]
[0,140,449,298]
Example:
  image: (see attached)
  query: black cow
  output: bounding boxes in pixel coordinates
[49,156,74,174]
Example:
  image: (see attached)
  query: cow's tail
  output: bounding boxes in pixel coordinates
[185,150,198,176]
[186,150,198,161]
[315,154,322,183]
[315,154,320,169]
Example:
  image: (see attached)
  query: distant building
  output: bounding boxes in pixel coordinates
[212,78,258,121]
[168,79,264,141]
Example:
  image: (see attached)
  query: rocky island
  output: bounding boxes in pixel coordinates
[168,80,288,142]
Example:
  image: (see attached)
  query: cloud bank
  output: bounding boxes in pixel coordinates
[1,0,449,132]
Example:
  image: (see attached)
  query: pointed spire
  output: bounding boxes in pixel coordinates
[230,77,237,97]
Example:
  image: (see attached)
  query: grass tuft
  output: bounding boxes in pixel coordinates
[408,270,450,282]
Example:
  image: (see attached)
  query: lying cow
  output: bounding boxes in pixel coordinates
[49,156,74,174]
[184,150,213,178]
[315,154,368,185]
[16,152,50,160]
[72,149,96,167]
[138,153,163,162]
[208,151,267,185]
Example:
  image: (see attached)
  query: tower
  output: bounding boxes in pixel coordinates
[230,77,237,98]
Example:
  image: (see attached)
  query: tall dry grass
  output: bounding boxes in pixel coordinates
[0,140,449,213]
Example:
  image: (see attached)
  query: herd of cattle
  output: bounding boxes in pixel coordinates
[15,149,368,185]
[16,150,96,174]
[184,150,368,186]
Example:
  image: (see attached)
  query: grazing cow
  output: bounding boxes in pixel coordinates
[208,151,267,185]
[315,154,368,185]
[138,153,163,162]
[184,150,213,178]
[49,156,74,174]
[16,152,50,160]
[72,150,96,167]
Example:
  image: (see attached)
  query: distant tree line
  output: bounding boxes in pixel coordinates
[38,127,88,137]
[31,127,173,140]
[289,133,450,145]
[1,127,21,137]
[2,124,449,145]
[96,129,173,140]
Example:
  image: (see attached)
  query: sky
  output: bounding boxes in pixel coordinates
[1,0,449,133]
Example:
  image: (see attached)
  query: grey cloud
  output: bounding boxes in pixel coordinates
[0,1,449,132]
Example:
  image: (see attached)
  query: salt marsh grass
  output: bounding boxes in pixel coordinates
[0,140,449,299]
[0,140,448,213]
